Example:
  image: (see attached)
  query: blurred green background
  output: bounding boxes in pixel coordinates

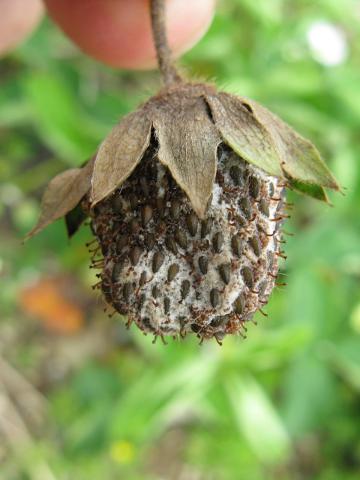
[1,0,360,479]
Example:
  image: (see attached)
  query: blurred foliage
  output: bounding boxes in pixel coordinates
[0,1,360,479]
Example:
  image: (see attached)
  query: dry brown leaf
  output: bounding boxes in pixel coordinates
[26,157,95,239]
[153,93,221,218]
[91,110,152,206]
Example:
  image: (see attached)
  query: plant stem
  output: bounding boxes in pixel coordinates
[150,0,182,86]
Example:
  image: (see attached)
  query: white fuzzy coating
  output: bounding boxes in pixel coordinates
[94,146,284,339]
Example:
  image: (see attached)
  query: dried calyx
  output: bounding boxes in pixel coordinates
[27,0,339,343]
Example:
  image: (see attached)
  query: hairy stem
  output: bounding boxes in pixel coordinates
[150,0,182,86]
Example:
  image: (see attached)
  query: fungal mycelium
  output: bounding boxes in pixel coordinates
[27,0,339,343]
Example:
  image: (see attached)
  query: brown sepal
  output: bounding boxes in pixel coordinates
[206,91,339,200]
[150,84,221,218]
[244,97,339,190]
[206,92,283,177]
[91,109,152,206]
[26,157,95,239]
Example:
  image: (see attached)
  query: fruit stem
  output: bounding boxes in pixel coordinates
[150,0,182,86]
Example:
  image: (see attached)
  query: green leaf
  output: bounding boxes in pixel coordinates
[109,352,219,442]
[23,73,100,163]
[282,356,337,436]
[289,179,329,202]
[226,374,291,463]
[322,340,360,393]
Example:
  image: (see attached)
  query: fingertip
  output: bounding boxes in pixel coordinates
[44,0,215,69]
[0,0,44,56]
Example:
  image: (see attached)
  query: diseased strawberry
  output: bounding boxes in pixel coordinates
[86,140,285,342]
[27,1,339,343]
